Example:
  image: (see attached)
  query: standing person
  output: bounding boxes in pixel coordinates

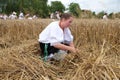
[9,11,17,19]
[56,11,61,20]
[103,13,108,20]
[38,13,77,60]
[19,11,24,19]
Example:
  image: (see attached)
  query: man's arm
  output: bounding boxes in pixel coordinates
[53,43,76,53]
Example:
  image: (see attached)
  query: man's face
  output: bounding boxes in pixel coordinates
[63,17,73,28]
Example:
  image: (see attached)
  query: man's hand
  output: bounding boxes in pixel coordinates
[69,47,78,53]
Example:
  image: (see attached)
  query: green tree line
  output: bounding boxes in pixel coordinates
[0,0,48,18]
[0,0,120,19]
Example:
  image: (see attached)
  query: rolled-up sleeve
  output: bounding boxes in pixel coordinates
[64,28,73,42]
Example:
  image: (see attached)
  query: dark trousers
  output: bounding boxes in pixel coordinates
[39,42,59,57]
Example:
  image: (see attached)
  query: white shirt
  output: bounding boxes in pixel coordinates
[38,21,73,46]
[9,14,17,19]
[19,12,24,19]
[103,15,108,20]
[56,13,60,20]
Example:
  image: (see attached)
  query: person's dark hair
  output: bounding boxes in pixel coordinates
[60,13,72,20]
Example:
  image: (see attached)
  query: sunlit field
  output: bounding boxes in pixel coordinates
[0,19,120,80]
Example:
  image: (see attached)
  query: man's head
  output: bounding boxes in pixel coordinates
[60,13,73,28]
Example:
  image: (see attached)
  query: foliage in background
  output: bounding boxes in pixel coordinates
[81,10,94,19]
[69,3,81,17]
[0,0,120,18]
[1,0,48,18]
[96,11,106,19]
[50,1,65,13]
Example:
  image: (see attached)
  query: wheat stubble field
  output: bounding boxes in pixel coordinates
[0,19,120,80]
